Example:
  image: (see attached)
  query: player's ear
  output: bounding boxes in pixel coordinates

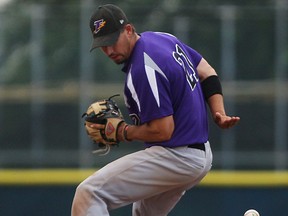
[124,24,134,35]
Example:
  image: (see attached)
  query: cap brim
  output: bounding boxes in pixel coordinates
[89,31,120,52]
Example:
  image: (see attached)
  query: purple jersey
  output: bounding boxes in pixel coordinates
[122,32,208,147]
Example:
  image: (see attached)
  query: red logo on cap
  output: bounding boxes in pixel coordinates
[93,19,106,34]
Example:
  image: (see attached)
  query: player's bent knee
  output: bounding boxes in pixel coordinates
[74,179,104,204]
[75,181,92,198]
[72,182,95,214]
[73,182,92,205]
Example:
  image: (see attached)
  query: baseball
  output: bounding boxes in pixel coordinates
[244,209,260,216]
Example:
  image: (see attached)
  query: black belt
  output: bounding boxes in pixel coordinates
[188,143,205,151]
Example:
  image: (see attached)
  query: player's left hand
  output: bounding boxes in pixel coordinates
[82,95,128,155]
[82,95,125,143]
[214,112,240,129]
[85,122,115,144]
[85,118,124,144]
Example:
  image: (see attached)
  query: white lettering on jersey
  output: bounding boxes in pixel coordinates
[172,44,199,91]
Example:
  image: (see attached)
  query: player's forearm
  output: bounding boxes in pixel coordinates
[206,94,226,121]
[119,115,175,143]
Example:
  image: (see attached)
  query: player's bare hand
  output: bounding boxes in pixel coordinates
[214,112,240,129]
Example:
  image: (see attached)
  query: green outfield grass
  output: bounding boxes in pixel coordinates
[0,169,287,186]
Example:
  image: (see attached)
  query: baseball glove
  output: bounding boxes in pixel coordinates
[82,94,124,155]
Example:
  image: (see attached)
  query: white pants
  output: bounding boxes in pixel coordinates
[71,142,212,216]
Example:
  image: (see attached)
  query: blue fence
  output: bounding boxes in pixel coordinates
[1,185,287,216]
[1,170,287,215]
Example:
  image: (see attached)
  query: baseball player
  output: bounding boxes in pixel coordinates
[71,4,240,216]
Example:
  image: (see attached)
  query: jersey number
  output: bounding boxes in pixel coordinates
[172,44,199,91]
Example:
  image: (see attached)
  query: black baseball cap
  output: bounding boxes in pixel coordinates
[89,4,128,52]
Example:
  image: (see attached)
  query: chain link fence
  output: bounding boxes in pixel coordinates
[0,1,287,169]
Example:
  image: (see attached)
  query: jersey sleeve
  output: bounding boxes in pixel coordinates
[183,44,203,67]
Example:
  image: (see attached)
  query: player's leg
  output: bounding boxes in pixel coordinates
[132,187,186,216]
[72,185,109,216]
[71,142,212,216]
[71,146,177,216]
[132,142,213,216]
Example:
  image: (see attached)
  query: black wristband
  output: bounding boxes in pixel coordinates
[201,75,223,100]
